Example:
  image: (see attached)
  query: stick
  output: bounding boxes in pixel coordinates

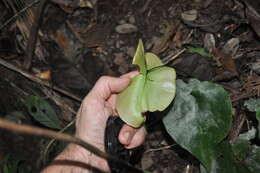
[24,0,48,69]
[0,118,144,173]
[0,0,40,30]
[0,57,82,102]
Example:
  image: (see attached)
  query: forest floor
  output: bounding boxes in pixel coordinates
[0,0,260,172]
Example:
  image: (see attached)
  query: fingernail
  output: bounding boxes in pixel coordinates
[124,132,131,145]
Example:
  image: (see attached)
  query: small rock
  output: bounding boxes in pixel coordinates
[118,19,126,24]
[126,46,135,57]
[128,16,136,24]
[181,9,198,22]
[115,23,138,34]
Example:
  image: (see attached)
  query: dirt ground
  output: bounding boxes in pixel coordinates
[1,0,260,172]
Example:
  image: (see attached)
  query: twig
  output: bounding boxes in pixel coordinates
[144,144,176,153]
[0,57,82,102]
[43,119,76,164]
[162,48,186,65]
[139,0,153,13]
[182,19,223,28]
[231,91,258,103]
[0,118,144,173]
[24,0,48,69]
[0,0,40,30]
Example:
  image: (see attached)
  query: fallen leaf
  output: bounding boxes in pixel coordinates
[212,48,238,74]
[35,70,51,80]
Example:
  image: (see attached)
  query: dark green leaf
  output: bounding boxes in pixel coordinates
[256,108,260,139]
[244,145,260,172]
[231,128,260,173]
[208,142,251,173]
[25,95,61,129]
[163,79,232,170]
[231,128,256,161]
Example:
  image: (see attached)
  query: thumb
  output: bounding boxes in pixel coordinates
[119,124,137,146]
[119,124,146,148]
[90,76,131,100]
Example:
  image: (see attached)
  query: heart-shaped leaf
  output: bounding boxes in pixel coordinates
[116,40,176,127]
[163,79,232,170]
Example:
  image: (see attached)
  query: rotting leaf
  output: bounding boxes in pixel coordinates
[163,79,232,171]
[25,95,61,129]
[212,48,238,74]
[116,40,176,127]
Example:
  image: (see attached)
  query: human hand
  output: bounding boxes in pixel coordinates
[75,71,147,171]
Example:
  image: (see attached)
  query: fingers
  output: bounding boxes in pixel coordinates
[120,71,139,79]
[89,76,130,100]
[89,71,139,100]
[119,124,147,149]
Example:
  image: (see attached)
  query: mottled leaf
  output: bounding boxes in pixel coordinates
[163,79,232,170]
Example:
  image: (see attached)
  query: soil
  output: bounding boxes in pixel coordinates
[0,0,260,172]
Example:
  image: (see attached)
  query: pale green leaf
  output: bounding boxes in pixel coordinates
[25,95,61,129]
[145,53,163,70]
[117,75,146,127]
[117,40,176,127]
[141,67,176,112]
[133,39,146,74]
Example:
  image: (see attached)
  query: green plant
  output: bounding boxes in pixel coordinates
[116,40,260,172]
[116,40,176,127]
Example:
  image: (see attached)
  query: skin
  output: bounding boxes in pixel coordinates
[42,71,147,173]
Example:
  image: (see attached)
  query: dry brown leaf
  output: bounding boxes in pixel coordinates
[212,48,238,75]
[35,70,51,80]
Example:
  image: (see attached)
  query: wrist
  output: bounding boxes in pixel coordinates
[56,144,109,172]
